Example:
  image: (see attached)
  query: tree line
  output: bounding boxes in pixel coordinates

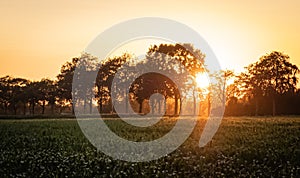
[0,43,299,116]
[225,51,300,116]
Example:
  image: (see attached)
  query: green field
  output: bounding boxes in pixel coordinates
[0,117,299,177]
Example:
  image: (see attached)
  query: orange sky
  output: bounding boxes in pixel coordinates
[0,0,300,80]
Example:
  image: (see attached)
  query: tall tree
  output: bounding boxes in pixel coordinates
[95,53,131,114]
[0,76,12,114]
[73,53,98,114]
[57,57,79,114]
[144,43,206,115]
[236,51,299,116]
[9,77,29,115]
[36,79,57,114]
[211,70,234,109]
[25,81,42,115]
[0,76,29,115]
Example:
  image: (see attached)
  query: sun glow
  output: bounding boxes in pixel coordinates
[195,73,210,89]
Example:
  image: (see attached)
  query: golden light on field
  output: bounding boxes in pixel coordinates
[195,73,210,89]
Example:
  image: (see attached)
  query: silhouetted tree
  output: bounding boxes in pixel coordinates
[129,72,178,114]
[0,76,12,114]
[36,79,57,114]
[0,76,29,115]
[234,51,299,116]
[25,81,42,115]
[57,57,79,114]
[9,77,29,115]
[141,43,206,115]
[211,70,234,109]
[73,53,98,114]
[95,53,131,114]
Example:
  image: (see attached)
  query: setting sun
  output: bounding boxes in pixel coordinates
[195,73,210,88]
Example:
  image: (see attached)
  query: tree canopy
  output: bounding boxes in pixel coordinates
[1,48,300,117]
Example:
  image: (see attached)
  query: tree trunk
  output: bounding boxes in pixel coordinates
[193,89,196,116]
[29,102,31,115]
[193,95,196,116]
[60,106,63,114]
[180,98,183,115]
[125,89,128,114]
[4,103,8,114]
[71,101,75,115]
[139,101,143,114]
[151,99,155,114]
[255,98,259,116]
[89,98,93,114]
[51,103,54,114]
[158,99,161,114]
[32,101,35,115]
[272,98,276,117]
[111,98,115,114]
[14,105,17,115]
[164,98,167,115]
[174,96,178,116]
[199,102,201,116]
[98,86,104,113]
[99,97,103,113]
[207,94,211,116]
[42,101,45,115]
[84,98,87,114]
[23,103,26,115]
[222,77,226,111]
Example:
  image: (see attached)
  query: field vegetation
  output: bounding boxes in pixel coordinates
[0,117,299,177]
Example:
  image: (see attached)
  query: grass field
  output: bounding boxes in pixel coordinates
[0,117,299,177]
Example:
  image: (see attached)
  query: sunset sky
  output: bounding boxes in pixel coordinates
[1,0,300,80]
